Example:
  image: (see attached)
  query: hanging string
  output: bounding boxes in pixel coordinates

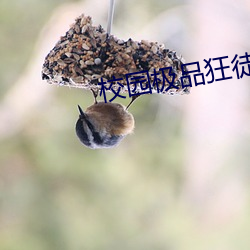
[107,0,115,34]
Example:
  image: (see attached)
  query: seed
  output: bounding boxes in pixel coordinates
[92,74,101,79]
[94,58,102,65]
[65,52,72,58]
[80,17,87,26]
[122,54,130,60]
[74,66,83,75]
[72,53,80,60]
[57,59,67,66]
[72,48,84,55]
[81,25,88,34]
[141,40,150,47]
[85,60,94,65]
[63,58,75,64]
[72,76,84,83]
[132,41,138,50]
[118,39,124,45]
[151,45,158,54]
[82,43,90,50]
[84,74,91,80]
[100,33,107,43]
[59,40,69,47]
[75,24,80,34]
[125,48,132,53]
[90,38,97,48]
[116,55,123,62]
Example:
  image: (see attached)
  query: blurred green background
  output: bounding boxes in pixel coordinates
[1,0,250,250]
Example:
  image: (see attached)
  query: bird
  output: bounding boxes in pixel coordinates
[75,90,139,149]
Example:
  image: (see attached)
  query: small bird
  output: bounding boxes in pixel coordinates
[75,90,138,149]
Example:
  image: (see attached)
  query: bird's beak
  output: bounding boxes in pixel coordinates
[77,105,86,119]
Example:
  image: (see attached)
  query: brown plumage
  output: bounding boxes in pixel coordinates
[85,102,134,136]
